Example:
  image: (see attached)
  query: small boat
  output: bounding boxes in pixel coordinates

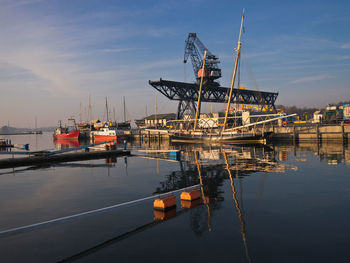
[53,120,80,140]
[91,125,128,142]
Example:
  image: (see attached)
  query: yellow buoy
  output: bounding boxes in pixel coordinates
[180,189,201,201]
[153,196,176,211]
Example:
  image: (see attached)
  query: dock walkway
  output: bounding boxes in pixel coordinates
[0,150,130,169]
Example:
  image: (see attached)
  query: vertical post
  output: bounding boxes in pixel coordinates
[123,96,126,123]
[194,50,207,130]
[222,9,245,132]
[293,125,297,144]
[105,97,109,122]
[342,122,347,144]
[155,94,157,129]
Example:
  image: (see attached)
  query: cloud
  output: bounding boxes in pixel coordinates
[341,43,350,49]
[101,48,144,53]
[290,74,330,84]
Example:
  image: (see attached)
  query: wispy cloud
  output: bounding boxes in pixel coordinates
[101,48,144,53]
[290,74,331,84]
[0,0,44,9]
[341,43,350,49]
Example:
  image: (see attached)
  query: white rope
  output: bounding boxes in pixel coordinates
[0,184,200,236]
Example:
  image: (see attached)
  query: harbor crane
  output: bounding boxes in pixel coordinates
[149,32,278,120]
[184,33,221,84]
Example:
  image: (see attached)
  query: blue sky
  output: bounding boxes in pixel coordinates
[0,0,349,127]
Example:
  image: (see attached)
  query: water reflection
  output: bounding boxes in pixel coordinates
[53,139,80,149]
[150,142,348,262]
[2,138,349,262]
[137,139,350,166]
[223,152,252,263]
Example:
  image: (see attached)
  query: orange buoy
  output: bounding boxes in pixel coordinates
[154,208,176,221]
[282,121,287,127]
[180,189,201,201]
[153,196,176,211]
[181,198,201,209]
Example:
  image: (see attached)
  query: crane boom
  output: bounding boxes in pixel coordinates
[184,33,221,83]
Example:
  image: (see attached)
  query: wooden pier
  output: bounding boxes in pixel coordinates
[130,129,169,142]
[0,150,130,169]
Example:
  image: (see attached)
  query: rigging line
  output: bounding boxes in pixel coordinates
[241,51,264,108]
[0,184,200,237]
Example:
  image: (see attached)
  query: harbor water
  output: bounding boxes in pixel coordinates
[0,133,349,262]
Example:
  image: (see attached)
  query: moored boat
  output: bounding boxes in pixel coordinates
[53,120,80,140]
[91,125,128,142]
[169,130,270,144]
[53,128,80,140]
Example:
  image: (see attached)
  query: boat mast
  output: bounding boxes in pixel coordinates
[123,96,126,122]
[105,97,109,122]
[194,50,207,130]
[155,93,157,128]
[222,8,245,132]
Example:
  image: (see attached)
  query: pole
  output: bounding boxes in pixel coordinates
[155,93,157,128]
[105,97,109,122]
[194,50,207,130]
[222,8,245,132]
[123,96,126,123]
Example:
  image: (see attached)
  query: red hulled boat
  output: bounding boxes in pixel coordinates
[53,128,80,140]
[53,120,80,140]
[91,125,128,142]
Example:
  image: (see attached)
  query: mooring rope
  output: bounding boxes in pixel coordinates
[0,184,200,236]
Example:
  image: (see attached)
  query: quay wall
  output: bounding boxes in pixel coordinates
[268,124,349,142]
[130,124,350,143]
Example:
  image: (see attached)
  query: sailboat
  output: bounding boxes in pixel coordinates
[169,9,294,144]
[116,96,131,130]
[90,97,129,142]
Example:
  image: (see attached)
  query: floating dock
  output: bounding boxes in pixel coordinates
[0,150,130,169]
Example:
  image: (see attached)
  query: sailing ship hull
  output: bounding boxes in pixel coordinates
[170,132,270,144]
[53,130,80,140]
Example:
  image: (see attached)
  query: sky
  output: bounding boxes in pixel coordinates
[0,0,349,127]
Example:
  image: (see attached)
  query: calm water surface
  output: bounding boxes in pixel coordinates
[0,133,349,262]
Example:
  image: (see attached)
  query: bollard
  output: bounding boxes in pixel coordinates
[82,147,90,152]
[123,140,127,150]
